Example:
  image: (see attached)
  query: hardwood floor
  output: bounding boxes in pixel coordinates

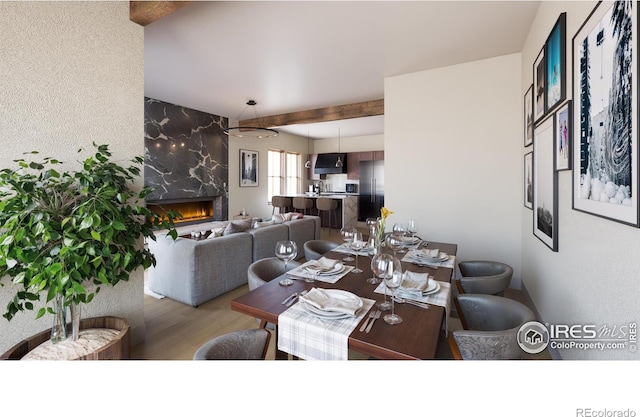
[132,225,551,360]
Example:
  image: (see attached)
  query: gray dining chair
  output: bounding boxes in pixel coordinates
[456,260,513,296]
[247,257,302,291]
[303,240,339,261]
[193,328,271,360]
[448,294,536,360]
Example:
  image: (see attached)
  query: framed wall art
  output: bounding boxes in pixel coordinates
[572,0,638,227]
[240,149,259,187]
[524,151,533,209]
[533,115,558,251]
[555,100,572,171]
[545,13,567,113]
[534,47,546,122]
[524,84,534,146]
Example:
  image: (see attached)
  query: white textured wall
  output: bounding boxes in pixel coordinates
[0,2,145,353]
[385,54,523,289]
[521,1,640,359]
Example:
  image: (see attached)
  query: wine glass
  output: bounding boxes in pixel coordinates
[340,227,355,262]
[385,234,403,260]
[393,223,409,253]
[408,219,419,239]
[350,230,365,274]
[275,240,298,286]
[383,266,404,325]
[371,253,395,311]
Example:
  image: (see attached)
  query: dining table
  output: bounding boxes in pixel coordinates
[230,239,458,360]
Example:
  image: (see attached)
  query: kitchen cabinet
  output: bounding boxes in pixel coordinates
[346,151,384,180]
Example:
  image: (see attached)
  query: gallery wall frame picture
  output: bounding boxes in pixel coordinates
[572,0,639,227]
[555,100,572,171]
[524,84,534,147]
[534,47,546,122]
[533,115,558,251]
[545,12,567,114]
[524,151,533,210]
[240,149,259,187]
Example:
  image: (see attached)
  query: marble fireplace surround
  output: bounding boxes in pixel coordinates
[144,98,229,222]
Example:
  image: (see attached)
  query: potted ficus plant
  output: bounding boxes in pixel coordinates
[0,143,179,345]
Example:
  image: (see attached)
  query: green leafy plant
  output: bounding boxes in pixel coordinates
[0,143,179,322]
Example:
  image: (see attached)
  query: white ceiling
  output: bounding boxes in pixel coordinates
[144,1,540,139]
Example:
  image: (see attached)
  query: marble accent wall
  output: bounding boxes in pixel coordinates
[144,98,228,220]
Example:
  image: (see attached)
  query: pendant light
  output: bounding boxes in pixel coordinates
[335,128,343,168]
[223,100,279,138]
[304,132,312,168]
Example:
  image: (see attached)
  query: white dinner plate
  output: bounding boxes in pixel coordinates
[413,252,449,262]
[401,236,420,245]
[299,289,363,318]
[398,280,440,297]
[305,262,345,276]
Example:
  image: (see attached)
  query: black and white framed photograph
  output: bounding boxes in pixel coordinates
[546,13,567,113]
[533,115,558,251]
[524,151,533,209]
[572,0,638,227]
[555,100,572,171]
[524,84,534,146]
[534,47,546,122]
[240,149,258,187]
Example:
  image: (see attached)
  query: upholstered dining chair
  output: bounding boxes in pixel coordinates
[303,240,339,261]
[456,260,513,296]
[448,294,536,360]
[193,328,271,360]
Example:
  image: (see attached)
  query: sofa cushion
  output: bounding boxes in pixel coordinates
[223,219,253,235]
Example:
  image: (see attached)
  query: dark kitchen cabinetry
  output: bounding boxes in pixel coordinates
[347,151,384,180]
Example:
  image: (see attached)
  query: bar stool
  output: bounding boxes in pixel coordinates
[316,198,338,233]
[271,196,291,216]
[292,197,314,215]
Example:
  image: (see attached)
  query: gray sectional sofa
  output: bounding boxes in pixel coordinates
[147,215,321,307]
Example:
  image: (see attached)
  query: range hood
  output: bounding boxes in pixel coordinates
[314,153,348,174]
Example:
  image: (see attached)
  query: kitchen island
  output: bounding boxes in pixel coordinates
[280,193,358,230]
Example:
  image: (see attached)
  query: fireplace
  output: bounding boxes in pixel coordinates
[147,197,223,225]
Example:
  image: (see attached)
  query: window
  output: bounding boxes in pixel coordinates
[267,149,301,203]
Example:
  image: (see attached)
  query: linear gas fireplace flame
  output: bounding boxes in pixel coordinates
[148,199,215,225]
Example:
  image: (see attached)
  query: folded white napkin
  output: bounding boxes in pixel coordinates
[400,271,430,294]
[299,288,361,316]
[305,257,340,273]
[415,248,440,259]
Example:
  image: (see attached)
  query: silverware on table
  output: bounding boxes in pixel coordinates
[359,310,376,332]
[393,296,430,309]
[365,310,381,333]
[281,293,297,305]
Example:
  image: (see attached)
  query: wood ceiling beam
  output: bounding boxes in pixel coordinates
[129,1,192,26]
[239,99,384,128]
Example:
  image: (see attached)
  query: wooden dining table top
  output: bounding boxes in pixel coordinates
[230,240,458,360]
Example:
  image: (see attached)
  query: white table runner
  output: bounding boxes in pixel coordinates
[278,298,375,360]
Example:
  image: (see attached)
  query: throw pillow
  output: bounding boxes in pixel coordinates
[253,219,275,228]
[207,227,225,238]
[223,219,253,235]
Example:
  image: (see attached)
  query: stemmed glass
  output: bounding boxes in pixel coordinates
[393,223,409,253]
[350,230,365,274]
[408,220,419,239]
[340,227,355,262]
[371,253,396,311]
[385,234,404,260]
[275,240,298,286]
[383,266,404,325]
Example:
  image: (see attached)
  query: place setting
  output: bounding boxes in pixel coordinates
[286,256,354,284]
[403,247,455,268]
[277,287,376,360]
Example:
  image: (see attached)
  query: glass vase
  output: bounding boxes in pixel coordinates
[50,294,67,343]
[69,302,81,342]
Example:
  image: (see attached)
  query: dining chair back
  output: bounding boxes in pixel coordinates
[303,240,339,261]
[247,257,302,291]
[456,260,513,296]
[316,198,338,232]
[449,294,535,360]
[292,197,314,215]
[193,329,271,360]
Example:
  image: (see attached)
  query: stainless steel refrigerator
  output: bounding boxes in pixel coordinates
[358,160,384,221]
